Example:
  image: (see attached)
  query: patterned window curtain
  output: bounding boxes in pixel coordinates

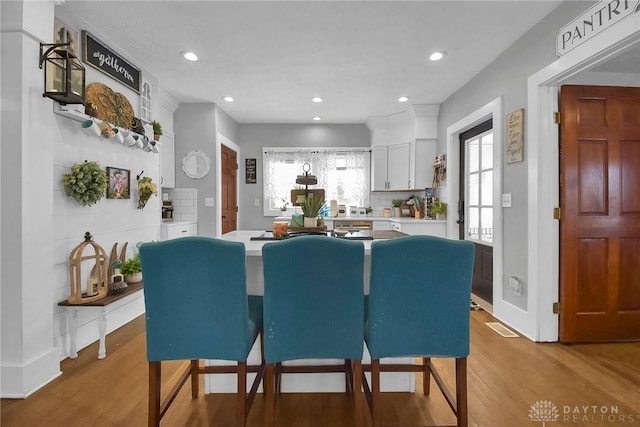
[263,148,369,212]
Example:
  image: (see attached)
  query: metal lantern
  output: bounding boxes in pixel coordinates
[68,232,108,303]
[39,42,85,105]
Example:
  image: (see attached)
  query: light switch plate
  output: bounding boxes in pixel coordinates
[204,197,214,207]
[502,193,512,208]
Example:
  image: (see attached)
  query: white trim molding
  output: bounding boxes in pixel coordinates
[445,97,506,333]
[527,13,640,342]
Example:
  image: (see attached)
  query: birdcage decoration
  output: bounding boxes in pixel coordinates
[68,231,108,303]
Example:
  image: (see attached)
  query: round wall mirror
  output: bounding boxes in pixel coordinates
[182,150,211,179]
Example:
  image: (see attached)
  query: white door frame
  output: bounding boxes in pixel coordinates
[528,14,640,341]
[445,97,504,323]
[216,133,240,236]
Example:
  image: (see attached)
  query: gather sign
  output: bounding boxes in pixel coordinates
[82,31,141,93]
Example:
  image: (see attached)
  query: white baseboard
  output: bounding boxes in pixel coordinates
[1,348,61,398]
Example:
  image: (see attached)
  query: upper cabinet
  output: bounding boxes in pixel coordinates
[372,143,411,190]
[367,105,439,192]
[160,131,175,188]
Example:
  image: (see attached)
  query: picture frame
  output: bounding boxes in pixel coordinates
[106,167,130,199]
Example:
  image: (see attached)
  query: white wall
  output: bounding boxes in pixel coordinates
[237,123,371,230]
[0,1,176,397]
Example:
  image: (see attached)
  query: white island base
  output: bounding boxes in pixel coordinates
[205,341,414,393]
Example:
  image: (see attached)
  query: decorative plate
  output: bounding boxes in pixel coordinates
[85,82,135,130]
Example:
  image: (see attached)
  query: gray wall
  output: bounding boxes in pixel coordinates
[437,1,596,309]
[174,103,217,237]
[237,124,371,230]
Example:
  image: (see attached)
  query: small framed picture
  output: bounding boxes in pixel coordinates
[106,167,130,199]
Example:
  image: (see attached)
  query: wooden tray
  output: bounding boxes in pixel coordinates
[288,226,327,232]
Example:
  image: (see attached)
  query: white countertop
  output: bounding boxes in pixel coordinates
[161,220,197,226]
[276,215,445,224]
[218,230,378,256]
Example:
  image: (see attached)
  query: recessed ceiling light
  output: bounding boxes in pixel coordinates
[311,97,324,103]
[181,51,198,61]
[313,116,322,121]
[429,51,446,61]
[398,96,410,103]
[222,96,234,102]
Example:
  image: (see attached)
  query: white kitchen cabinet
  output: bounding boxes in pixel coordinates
[161,221,197,240]
[372,221,391,231]
[159,131,175,188]
[389,220,446,237]
[371,142,411,190]
[414,139,437,189]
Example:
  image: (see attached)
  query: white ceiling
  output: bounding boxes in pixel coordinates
[61,1,567,124]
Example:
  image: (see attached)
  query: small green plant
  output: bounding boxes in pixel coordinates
[431,199,447,217]
[365,207,373,214]
[137,176,158,209]
[391,199,404,208]
[280,198,289,211]
[62,160,108,206]
[120,256,142,275]
[301,196,325,218]
[152,120,163,136]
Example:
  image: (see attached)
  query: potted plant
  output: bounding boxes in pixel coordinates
[300,197,325,228]
[137,176,158,209]
[120,255,142,283]
[391,199,403,217]
[152,120,163,141]
[431,199,448,220]
[280,198,289,212]
[62,160,108,206]
[413,196,425,219]
[365,207,373,216]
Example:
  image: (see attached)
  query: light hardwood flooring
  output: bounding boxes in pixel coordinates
[2,310,639,427]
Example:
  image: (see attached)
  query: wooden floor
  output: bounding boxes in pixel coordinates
[2,310,639,427]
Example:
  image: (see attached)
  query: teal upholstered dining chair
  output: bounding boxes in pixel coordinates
[139,237,264,427]
[261,235,365,427]
[364,235,475,427]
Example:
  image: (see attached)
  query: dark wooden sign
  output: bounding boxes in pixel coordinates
[82,31,141,93]
[245,158,257,184]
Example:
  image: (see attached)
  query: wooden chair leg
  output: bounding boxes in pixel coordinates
[148,361,161,427]
[456,358,468,427]
[191,359,199,398]
[237,362,247,427]
[423,357,431,396]
[352,360,363,427]
[265,363,276,427]
[371,359,381,427]
[345,359,353,395]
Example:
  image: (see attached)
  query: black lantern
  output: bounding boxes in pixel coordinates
[39,42,85,105]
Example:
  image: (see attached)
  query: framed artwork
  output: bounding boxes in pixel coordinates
[140,79,152,123]
[106,167,130,199]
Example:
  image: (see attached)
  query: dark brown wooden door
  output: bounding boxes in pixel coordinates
[559,85,640,342]
[221,144,238,234]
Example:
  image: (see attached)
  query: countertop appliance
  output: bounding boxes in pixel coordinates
[162,200,174,222]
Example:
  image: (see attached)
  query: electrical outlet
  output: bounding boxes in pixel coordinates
[254,198,260,207]
[502,193,512,208]
[204,197,214,207]
[509,276,521,296]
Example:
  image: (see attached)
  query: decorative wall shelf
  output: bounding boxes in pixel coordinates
[53,103,159,154]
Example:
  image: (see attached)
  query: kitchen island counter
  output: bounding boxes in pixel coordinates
[209,229,415,394]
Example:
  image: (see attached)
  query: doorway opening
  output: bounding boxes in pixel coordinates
[459,119,494,305]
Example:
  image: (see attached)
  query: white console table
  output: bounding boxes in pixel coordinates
[58,282,144,359]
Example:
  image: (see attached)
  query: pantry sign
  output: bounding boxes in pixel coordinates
[556,0,640,56]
